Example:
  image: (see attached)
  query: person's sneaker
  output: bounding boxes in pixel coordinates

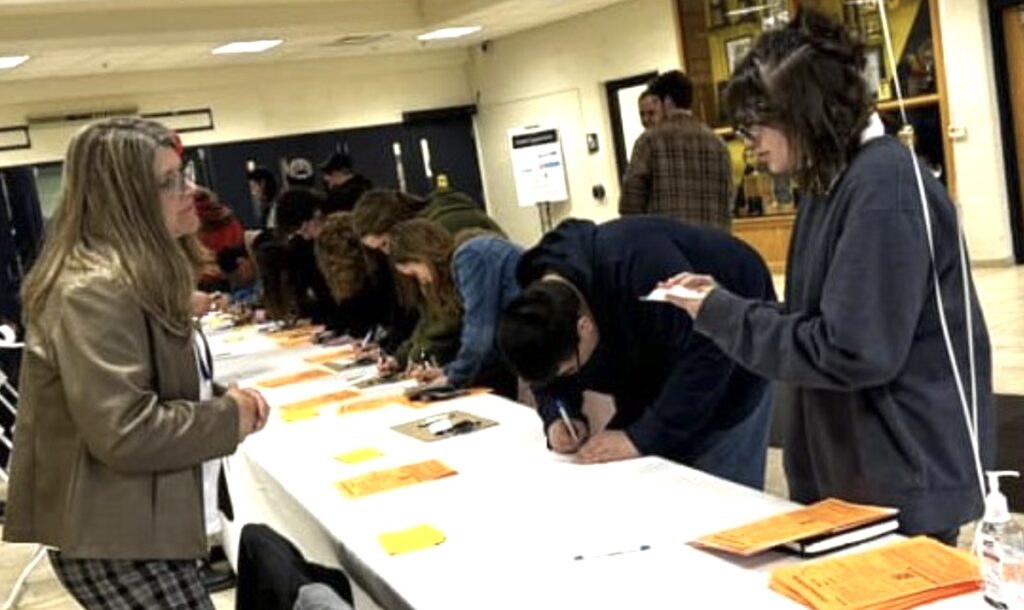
[198,559,235,594]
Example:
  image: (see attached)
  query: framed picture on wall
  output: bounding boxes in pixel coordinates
[725,35,753,76]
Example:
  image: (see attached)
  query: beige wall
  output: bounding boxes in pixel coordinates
[0,0,1013,263]
[937,0,1014,263]
[0,49,472,167]
[469,0,681,246]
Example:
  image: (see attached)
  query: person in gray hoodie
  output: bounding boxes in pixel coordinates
[662,10,995,545]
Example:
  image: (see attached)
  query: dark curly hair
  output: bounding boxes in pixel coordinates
[724,9,873,194]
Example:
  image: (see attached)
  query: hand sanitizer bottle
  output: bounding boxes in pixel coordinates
[977,471,1024,609]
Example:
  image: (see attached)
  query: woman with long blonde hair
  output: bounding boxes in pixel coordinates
[3,117,268,609]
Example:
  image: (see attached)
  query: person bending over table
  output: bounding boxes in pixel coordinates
[660,10,995,545]
[496,217,774,488]
[3,118,269,610]
[389,220,523,399]
[353,189,506,373]
[314,211,417,349]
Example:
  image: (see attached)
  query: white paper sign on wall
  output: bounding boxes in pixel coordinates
[508,125,569,208]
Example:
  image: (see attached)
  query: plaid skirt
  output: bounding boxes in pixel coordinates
[48,550,214,610]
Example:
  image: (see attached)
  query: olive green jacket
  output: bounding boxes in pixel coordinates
[2,269,239,560]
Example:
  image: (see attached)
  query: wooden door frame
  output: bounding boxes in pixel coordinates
[989,0,1024,262]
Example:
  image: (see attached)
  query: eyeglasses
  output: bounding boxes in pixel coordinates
[735,125,763,142]
[158,171,187,197]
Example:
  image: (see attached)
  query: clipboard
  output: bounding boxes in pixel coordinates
[391,410,498,442]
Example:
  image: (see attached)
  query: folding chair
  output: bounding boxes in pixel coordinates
[0,325,46,610]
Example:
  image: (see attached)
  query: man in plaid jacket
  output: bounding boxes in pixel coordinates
[620,70,734,231]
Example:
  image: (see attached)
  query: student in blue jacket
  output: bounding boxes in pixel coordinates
[496,217,775,489]
[662,11,994,544]
[389,219,522,398]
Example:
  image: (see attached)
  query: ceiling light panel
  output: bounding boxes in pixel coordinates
[0,55,29,70]
[417,26,481,41]
[211,39,283,55]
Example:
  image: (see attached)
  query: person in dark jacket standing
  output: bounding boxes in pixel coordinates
[247,167,279,230]
[496,217,775,488]
[320,151,373,215]
[662,11,994,544]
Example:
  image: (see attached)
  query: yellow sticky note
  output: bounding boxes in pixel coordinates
[378,524,445,555]
[279,406,320,423]
[335,448,384,465]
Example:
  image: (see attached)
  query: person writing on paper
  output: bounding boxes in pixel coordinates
[353,189,505,374]
[389,220,523,399]
[3,118,269,610]
[660,11,994,545]
[496,217,775,488]
[314,212,416,347]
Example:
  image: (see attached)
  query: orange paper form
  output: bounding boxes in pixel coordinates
[692,498,898,556]
[304,348,357,364]
[278,389,361,422]
[769,536,981,610]
[335,459,457,498]
[256,369,332,389]
[275,336,316,349]
[268,325,323,338]
[337,395,411,415]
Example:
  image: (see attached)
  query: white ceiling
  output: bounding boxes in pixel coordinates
[0,0,630,82]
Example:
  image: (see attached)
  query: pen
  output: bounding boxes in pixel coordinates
[360,329,373,348]
[574,545,651,561]
[557,401,580,444]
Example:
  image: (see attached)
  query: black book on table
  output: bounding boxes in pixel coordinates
[781,517,900,557]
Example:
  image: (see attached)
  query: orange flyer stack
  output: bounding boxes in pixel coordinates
[769,536,980,610]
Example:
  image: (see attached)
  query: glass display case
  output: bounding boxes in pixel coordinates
[675,0,952,270]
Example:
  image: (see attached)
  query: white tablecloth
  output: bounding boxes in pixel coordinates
[211,328,983,610]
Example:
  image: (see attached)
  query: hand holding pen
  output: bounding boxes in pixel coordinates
[547,401,588,454]
[410,355,446,385]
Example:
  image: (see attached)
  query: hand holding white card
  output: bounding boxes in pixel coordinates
[642,285,705,302]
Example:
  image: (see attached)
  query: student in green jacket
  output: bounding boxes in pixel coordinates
[352,189,505,372]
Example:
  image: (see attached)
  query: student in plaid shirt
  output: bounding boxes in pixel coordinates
[620,70,734,231]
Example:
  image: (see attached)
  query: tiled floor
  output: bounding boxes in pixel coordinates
[2,266,1021,609]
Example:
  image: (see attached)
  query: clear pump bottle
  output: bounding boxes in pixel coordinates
[976,471,1024,609]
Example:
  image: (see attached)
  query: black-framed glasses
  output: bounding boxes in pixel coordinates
[735,125,762,142]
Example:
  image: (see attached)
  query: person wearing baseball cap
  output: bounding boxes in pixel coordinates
[285,156,316,188]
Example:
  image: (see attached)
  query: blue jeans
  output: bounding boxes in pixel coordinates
[689,385,773,490]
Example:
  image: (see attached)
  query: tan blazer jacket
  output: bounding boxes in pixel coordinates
[2,268,239,559]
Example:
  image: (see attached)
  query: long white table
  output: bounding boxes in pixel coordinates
[210,327,983,610]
